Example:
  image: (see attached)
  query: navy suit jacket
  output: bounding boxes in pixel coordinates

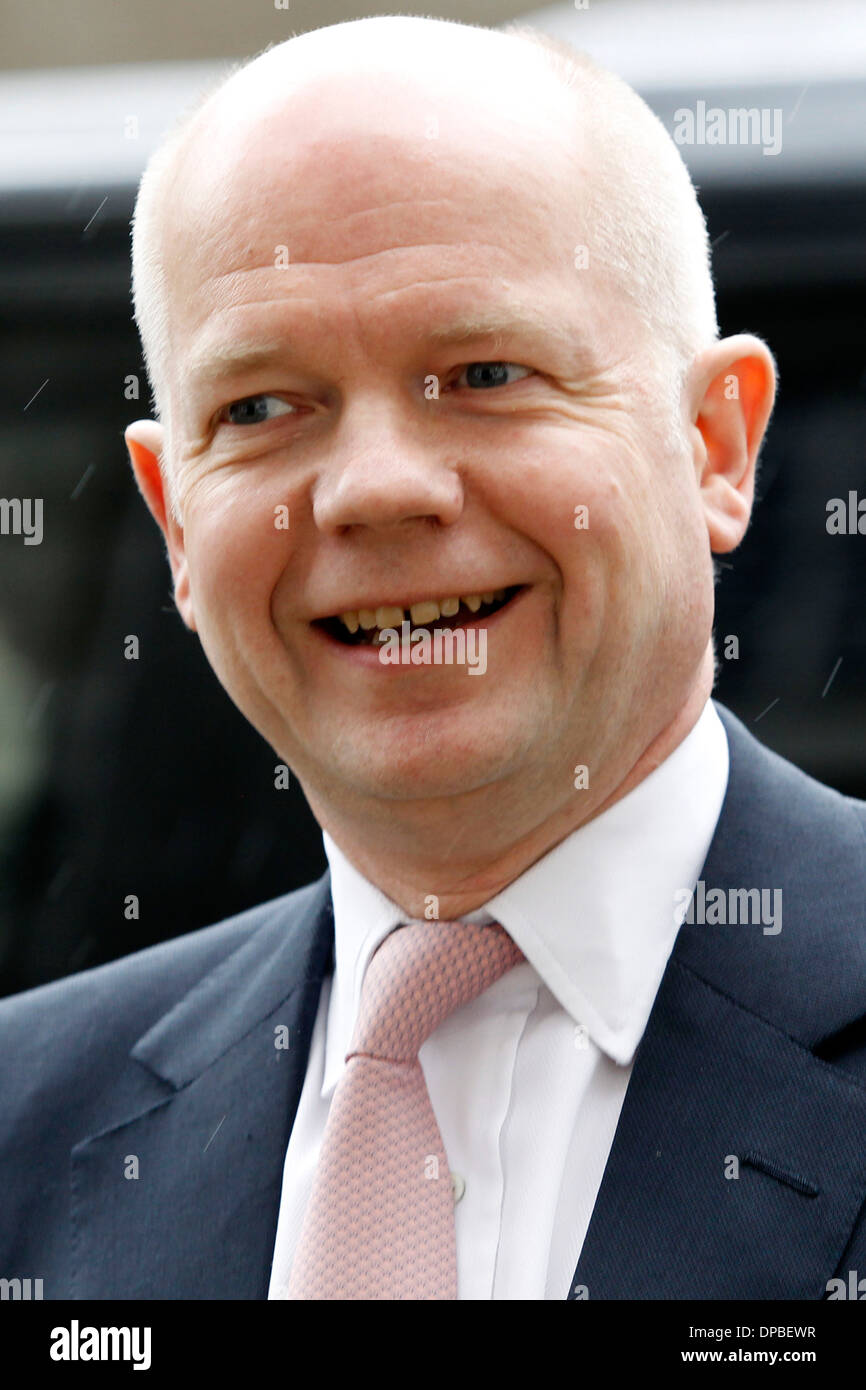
[2,701,866,1300]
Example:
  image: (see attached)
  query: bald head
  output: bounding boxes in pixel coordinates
[131,15,717,478]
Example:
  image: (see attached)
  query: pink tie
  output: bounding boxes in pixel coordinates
[284,918,524,1300]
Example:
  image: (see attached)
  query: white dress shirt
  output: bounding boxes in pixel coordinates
[268,700,729,1300]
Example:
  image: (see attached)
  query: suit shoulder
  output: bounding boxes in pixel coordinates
[715,700,866,861]
[0,877,325,1051]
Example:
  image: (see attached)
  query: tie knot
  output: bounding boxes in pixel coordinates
[348,919,524,1064]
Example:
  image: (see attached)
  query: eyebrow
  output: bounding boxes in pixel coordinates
[186,306,577,388]
[186,338,295,386]
[427,307,566,347]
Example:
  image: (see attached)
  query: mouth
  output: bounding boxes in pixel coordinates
[314,586,524,647]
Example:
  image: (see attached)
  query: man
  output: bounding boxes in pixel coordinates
[2,16,865,1301]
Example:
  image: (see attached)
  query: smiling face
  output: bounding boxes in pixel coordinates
[149,54,719,839]
[128,23,772,903]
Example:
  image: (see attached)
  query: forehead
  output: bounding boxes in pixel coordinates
[165,62,613,389]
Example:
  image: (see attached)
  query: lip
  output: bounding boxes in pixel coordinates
[309,584,531,669]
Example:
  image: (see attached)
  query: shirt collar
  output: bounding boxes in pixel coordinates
[320,699,729,1090]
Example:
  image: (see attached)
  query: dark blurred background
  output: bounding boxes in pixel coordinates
[1,0,864,997]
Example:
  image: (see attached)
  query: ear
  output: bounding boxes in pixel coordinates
[125,419,196,631]
[687,334,777,553]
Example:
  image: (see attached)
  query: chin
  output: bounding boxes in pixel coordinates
[322,708,540,803]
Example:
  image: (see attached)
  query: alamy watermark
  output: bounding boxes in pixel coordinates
[675,881,782,935]
[376,620,487,674]
[673,101,783,157]
[50,1320,151,1370]
[0,497,42,545]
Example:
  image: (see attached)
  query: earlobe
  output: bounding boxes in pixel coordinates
[125,421,197,632]
[691,335,777,554]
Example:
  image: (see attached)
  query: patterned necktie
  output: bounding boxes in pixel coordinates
[283,918,524,1300]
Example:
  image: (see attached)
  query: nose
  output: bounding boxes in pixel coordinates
[312,398,464,533]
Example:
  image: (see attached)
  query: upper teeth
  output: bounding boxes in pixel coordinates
[340,590,506,633]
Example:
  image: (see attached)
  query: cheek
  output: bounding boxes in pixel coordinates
[183,480,292,634]
[512,437,697,648]
[482,437,614,558]
[512,448,634,586]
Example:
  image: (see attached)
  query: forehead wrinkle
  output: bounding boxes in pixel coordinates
[181,255,574,374]
[184,296,589,393]
[191,202,470,286]
[185,166,568,277]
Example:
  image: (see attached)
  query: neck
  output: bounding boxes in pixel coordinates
[311,661,714,921]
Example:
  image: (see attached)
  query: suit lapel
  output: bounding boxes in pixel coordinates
[70,876,334,1299]
[571,703,866,1299]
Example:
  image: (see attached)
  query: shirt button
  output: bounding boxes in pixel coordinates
[451,1172,466,1205]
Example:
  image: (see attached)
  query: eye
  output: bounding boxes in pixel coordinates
[453,362,534,390]
[219,395,298,426]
